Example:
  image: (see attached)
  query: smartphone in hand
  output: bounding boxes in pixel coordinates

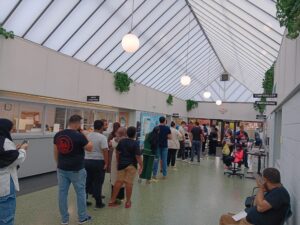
[21,140,29,145]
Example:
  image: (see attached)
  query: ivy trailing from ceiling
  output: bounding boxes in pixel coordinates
[254,64,275,114]
[0,26,14,39]
[276,0,300,39]
[114,72,133,93]
[186,99,198,111]
[166,94,173,105]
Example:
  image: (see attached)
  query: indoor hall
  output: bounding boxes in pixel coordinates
[0,0,299,225]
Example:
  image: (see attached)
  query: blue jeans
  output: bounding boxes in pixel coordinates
[0,178,16,225]
[191,140,201,162]
[153,147,168,177]
[57,169,88,223]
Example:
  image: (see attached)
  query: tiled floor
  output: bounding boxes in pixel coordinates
[15,156,255,225]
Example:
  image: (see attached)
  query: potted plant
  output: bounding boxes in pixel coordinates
[0,26,14,39]
[186,99,198,111]
[114,72,133,93]
[166,94,173,105]
[276,0,300,39]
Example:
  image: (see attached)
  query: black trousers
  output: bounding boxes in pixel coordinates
[209,141,217,155]
[202,137,207,152]
[177,141,185,159]
[85,159,105,204]
[167,148,177,166]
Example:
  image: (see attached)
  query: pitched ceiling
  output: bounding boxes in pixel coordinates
[0,0,284,102]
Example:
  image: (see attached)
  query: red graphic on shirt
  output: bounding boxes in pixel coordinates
[56,135,73,154]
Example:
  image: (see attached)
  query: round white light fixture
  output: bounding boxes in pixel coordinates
[216,99,222,106]
[203,91,211,99]
[122,33,140,53]
[180,75,191,86]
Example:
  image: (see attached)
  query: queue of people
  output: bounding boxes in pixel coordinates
[0,116,291,225]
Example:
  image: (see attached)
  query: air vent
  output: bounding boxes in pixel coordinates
[220,73,229,81]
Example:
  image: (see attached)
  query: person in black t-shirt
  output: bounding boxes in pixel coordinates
[53,115,93,225]
[190,121,204,163]
[109,126,142,209]
[220,168,291,225]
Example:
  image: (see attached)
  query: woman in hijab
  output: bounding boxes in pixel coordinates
[110,127,127,202]
[0,119,28,225]
[107,122,121,173]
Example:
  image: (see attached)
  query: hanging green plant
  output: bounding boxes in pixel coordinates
[114,72,133,93]
[254,64,275,114]
[186,99,198,111]
[276,0,300,39]
[0,26,14,39]
[166,94,173,105]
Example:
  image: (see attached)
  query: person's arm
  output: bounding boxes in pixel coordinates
[54,144,58,164]
[7,143,28,168]
[189,132,193,142]
[255,178,272,212]
[101,136,109,170]
[136,155,143,175]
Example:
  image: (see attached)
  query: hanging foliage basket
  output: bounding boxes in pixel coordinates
[276,0,300,39]
[114,72,133,93]
[0,26,14,39]
[186,99,198,111]
[166,94,173,105]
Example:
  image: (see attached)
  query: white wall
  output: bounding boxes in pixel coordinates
[0,37,187,117]
[188,102,259,121]
[267,32,300,225]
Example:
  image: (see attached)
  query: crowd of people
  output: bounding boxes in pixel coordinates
[0,116,291,225]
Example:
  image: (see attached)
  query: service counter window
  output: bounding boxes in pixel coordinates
[45,106,67,132]
[83,109,94,131]
[18,103,44,133]
[0,101,20,133]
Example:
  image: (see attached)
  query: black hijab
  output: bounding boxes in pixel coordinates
[0,118,19,168]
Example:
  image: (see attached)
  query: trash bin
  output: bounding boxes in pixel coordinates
[139,149,155,181]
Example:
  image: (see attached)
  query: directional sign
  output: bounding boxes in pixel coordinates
[255,101,277,106]
[256,115,267,119]
[172,113,180,118]
[87,96,100,102]
[253,93,277,98]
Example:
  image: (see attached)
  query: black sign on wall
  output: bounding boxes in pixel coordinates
[255,101,277,106]
[253,93,277,98]
[87,96,100,102]
[256,115,267,119]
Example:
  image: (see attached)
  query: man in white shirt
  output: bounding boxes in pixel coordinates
[85,120,109,209]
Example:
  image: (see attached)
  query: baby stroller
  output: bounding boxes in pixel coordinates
[184,133,191,159]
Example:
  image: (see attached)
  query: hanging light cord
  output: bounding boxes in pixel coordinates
[130,0,135,32]
[185,14,191,74]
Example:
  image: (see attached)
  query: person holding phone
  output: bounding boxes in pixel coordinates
[0,118,28,225]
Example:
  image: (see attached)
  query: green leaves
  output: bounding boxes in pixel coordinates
[114,72,133,93]
[254,64,275,114]
[276,0,300,39]
[0,26,14,39]
[166,94,173,105]
[186,99,198,111]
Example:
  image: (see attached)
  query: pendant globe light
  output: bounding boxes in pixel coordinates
[203,49,212,99]
[122,0,139,53]
[216,99,222,105]
[180,15,191,86]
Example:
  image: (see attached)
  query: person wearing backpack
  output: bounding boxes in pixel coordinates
[0,119,28,225]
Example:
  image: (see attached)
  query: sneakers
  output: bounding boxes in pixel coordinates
[61,222,68,225]
[78,215,92,224]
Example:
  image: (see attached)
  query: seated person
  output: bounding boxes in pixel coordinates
[219,167,291,225]
[222,130,234,168]
[223,143,244,169]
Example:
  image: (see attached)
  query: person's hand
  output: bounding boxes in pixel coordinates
[103,164,108,170]
[16,144,21,149]
[20,143,28,150]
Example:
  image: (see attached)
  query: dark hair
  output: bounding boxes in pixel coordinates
[94,120,104,130]
[181,121,186,125]
[195,121,199,126]
[171,121,176,127]
[263,168,281,184]
[127,126,136,138]
[69,115,82,124]
[0,118,13,141]
[111,122,120,137]
[159,117,166,123]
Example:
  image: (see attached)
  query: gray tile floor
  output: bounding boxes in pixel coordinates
[15,156,255,225]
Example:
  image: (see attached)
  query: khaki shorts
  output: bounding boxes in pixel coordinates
[117,165,137,184]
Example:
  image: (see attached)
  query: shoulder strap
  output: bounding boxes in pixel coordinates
[0,136,5,152]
